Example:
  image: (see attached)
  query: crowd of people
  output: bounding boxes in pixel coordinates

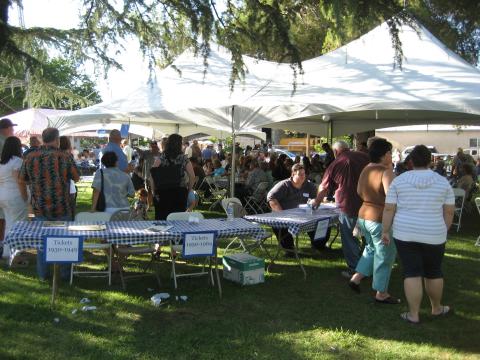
[0,116,478,324]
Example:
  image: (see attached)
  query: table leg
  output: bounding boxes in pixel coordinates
[294,235,307,280]
[51,264,59,308]
[214,252,222,298]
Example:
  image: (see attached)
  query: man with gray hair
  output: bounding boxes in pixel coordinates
[312,140,369,276]
[100,129,131,172]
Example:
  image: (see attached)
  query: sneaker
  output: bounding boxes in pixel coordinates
[340,269,355,279]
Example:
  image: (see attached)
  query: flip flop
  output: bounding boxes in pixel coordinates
[432,305,453,317]
[400,312,419,325]
[375,296,401,304]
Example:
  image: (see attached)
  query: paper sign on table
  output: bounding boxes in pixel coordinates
[182,231,216,258]
[43,236,83,263]
[314,218,330,242]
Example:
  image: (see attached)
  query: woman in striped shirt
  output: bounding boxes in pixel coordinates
[382,145,455,324]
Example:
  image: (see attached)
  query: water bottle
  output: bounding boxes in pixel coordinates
[226,203,234,220]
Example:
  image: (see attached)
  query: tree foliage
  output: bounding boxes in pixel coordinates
[0,0,478,105]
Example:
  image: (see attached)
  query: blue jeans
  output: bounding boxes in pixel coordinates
[33,215,71,281]
[355,219,397,292]
[338,212,361,270]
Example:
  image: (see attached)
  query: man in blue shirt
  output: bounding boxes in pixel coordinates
[202,144,216,161]
[100,129,131,172]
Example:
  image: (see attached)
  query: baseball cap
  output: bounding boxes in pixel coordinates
[0,118,17,129]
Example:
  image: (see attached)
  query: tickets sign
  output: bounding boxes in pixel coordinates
[43,236,83,263]
[182,231,217,258]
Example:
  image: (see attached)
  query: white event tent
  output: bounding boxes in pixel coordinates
[51,19,480,139]
[4,108,70,140]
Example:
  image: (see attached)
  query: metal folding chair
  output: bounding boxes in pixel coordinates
[244,182,270,214]
[110,208,161,291]
[70,211,113,286]
[166,212,221,297]
[205,176,227,211]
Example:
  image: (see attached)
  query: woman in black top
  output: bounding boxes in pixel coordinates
[150,134,195,220]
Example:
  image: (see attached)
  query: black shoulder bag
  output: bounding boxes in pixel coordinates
[96,169,106,211]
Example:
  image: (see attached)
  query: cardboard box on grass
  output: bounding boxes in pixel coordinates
[223,253,265,285]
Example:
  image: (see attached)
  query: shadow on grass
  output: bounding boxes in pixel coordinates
[1,207,480,358]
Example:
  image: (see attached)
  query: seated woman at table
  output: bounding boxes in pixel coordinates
[212,159,226,177]
[203,159,214,176]
[0,136,28,261]
[92,151,135,213]
[456,163,474,194]
[150,133,195,220]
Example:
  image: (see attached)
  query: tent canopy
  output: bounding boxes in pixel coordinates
[5,108,71,139]
[51,19,480,137]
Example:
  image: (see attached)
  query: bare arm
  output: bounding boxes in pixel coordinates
[443,204,455,230]
[313,186,328,207]
[91,188,100,211]
[382,167,395,195]
[15,169,28,202]
[381,203,396,245]
[269,199,283,212]
[185,161,195,191]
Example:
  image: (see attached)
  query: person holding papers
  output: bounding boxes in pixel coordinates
[348,138,400,304]
[267,163,324,257]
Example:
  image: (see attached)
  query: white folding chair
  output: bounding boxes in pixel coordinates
[110,208,161,291]
[452,188,466,232]
[221,198,272,256]
[166,212,221,297]
[475,198,480,247]
[70,211,113,286]
[245,182,270,214]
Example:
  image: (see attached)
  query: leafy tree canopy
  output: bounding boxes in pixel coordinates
[0,0,478,104]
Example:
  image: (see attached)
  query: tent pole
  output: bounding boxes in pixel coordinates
[230,106,236,198]
[328,120,333,145]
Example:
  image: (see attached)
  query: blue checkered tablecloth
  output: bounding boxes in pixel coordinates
[5,218,267,252]
[244,206,340,236]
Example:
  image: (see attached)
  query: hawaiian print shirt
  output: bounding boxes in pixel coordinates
[20,145,79,219]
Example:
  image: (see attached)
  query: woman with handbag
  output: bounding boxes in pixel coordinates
[92,151,135,213]
[150,134,195,220]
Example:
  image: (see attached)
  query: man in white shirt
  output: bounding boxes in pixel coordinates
[122,138,133,163]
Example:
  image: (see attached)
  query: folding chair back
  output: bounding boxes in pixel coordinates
[221,197,247,218]
[70,212,113,286]
[110,209,160,290]
[110,209,135,221]
[452,187,466,232]
[166,212,221,296]
[245,182,270,214]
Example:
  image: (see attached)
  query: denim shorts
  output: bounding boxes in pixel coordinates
[394,238,445,279]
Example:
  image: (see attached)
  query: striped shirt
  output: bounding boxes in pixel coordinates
[385,169,454,244]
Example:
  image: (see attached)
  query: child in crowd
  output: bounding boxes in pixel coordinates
[133,188,149,220]
[186,189,199,212]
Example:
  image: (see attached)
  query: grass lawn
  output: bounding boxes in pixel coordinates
[0,183,479,359]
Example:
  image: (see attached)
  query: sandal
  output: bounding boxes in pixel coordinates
[375,296,401,304]
[400,312,420,325]
[432,305,453,317]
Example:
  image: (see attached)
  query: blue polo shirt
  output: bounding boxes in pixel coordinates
[100,142,128,171]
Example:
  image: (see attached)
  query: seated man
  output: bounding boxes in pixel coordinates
[267,163,328,256]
